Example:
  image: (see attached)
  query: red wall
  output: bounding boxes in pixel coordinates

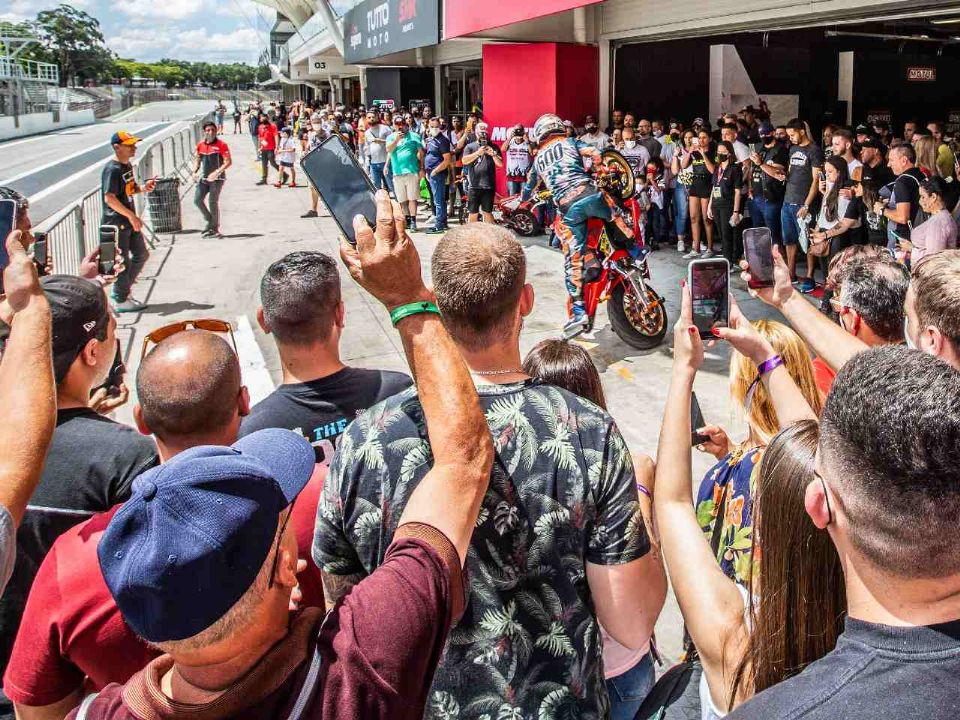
[483,42,599,193]
[445,0,602,39]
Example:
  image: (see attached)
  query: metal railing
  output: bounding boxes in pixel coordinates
[0,56,59,84]
[36,116,206,276]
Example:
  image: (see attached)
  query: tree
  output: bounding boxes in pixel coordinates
[34,4,115,86]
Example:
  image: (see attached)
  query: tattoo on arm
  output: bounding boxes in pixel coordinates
[321,571,364,610]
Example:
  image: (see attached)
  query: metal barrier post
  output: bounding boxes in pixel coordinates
[73,205,85,262]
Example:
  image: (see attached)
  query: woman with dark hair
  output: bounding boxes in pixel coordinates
[708,140,744,265]
[810,155,861,267]
[897,176,957,264]
[656,290,845,720]
[680,130,717,259]
[522,339,658,720]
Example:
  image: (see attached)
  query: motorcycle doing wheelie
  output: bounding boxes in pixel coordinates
[551,149,669,350]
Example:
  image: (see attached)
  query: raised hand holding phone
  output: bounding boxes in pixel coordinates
[739,243,794,309]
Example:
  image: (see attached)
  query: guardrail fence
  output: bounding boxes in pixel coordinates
[37,116,206,276]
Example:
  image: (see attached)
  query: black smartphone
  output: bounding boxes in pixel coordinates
[688,258,730,339]
[300,134,376,245]
[99,225,119,276]
[691,392,710,446]
[0,198,17,271]
[93,340,125,398]
[32,232,48,273]
[743,227,774,289]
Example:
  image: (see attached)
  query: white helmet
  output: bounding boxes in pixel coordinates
[531,113,565,144]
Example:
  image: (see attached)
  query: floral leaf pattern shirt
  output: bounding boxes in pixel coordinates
[695,446,762,584]
[313,380,649,720]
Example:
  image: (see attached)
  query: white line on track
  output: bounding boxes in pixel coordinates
[0,123,165,186]
[234,315,275,405]
[25,125,180,204]
[0,125,101,151]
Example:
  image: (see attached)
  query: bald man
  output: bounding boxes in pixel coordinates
[3,330,253,720]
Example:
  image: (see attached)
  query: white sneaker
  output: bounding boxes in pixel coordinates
[677,240,685,252]
[700,249,716,259]
[682,250,701,259]
[127,295,146,307]
[113,298,144,313]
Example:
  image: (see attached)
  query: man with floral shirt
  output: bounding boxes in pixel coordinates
[315,222,666,719]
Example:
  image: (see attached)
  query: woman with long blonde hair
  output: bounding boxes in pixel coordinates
[694,319,823,584]
[914,134,938,178]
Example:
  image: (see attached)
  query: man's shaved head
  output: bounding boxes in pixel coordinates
[136,330,241,442]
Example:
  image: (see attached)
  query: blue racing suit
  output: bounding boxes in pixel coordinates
[523,136,611,319]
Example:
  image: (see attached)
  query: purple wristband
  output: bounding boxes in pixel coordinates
[636,483,652,500]
[756,354,785,376]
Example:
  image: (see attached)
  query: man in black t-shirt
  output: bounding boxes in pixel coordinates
[729,347,960,720]
[240,252,412,465]
[101,131,156,313]
[780,119,824,288]
[874,142,925,248]
[462,123,502,224]
[0,276,158,716]
[857,136,894,246]
[748,123,789,244]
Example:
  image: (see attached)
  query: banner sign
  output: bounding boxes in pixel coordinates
[906,66,936,82]
[866,110,892,125]
[344,0,439,64]
[444,0,601,39]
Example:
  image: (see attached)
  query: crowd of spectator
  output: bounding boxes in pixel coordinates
[1,94,960,720]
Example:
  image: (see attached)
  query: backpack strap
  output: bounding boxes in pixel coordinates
[286,609,333,720]
[74,693,99,720]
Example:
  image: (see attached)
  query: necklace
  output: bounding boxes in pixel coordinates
[470,368,526,376]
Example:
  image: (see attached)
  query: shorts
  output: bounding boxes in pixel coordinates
[689,178,712,199]
[279,160,294,168]
[468,188,495,213]
[393,173,420,203]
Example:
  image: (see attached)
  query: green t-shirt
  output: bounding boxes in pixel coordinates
[387,131,423,176]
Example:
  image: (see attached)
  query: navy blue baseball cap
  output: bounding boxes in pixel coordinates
[758,122,775,138]
[98,428,315,643]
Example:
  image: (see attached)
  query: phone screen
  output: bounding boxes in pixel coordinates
[691,392,710,446]
[99,225,119,276]
[688,259,730,339]
[33,233,48,269]
[743,227,774,288]
[0,199,17,270]
[300,134,376,245]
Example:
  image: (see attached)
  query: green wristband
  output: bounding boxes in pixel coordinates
[390,301,441,327]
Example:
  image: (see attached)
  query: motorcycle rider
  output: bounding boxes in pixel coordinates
[522,113,615,336]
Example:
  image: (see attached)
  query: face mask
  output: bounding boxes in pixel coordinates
[312,122,322,130]
[585,125,597,133]
[904,317,917,350]
[717,154,728,162]
[624,140,636,148]
[429,127,441,137]
[653,129,663,137]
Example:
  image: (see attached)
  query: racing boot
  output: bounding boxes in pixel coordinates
[562,302,590,339]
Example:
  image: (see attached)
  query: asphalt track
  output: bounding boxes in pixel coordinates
[0,100,215,222]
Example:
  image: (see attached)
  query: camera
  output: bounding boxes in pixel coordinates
[513,126,524,137]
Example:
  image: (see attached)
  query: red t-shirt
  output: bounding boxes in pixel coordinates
[258,123,278,152]
[812,356,837,396]
[3,469,327,708]
[195,139,232,179]
[67,529,464,720]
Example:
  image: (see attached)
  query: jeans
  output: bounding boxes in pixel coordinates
[250,133,259,156]
[712,201,737,263]
[647,204,668,246]
[369,162,387,191]
[558,192,611,316]
[260,149,278,179]
[428,173,448,228]
[112,223,149,302]
[384,165,395,196]
[606,653,656,720]
[507,179,524,196]
[780,202,803,246]
[749,196,784,244]
[673,183,690,238]
[195,179,224,232]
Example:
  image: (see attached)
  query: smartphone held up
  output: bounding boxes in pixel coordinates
[742,227,775,289]
[688,258,730,339]
[300,135,376,246]
[99,225,119,276]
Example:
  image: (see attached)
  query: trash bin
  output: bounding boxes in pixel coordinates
[147,177,182,233]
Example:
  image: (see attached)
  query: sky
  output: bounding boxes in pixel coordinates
[0,0,277,65]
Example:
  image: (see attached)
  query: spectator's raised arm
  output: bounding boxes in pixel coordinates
[0,232,56,592]
[341,190,494,565]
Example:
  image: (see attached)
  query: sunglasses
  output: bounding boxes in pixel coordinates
[140,318,237,360]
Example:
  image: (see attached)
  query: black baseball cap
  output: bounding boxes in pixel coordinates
[758,122,775,138]
[45,275,111,383]
[859,136,884,150]
[855,123,871,136]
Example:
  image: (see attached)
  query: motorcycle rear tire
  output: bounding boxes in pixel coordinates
[608,282,668,350]
[510,209,539,237]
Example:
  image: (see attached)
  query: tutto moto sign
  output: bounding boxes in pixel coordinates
[906,66,936,82]
[344,0,440,64]
[444,0,602,39]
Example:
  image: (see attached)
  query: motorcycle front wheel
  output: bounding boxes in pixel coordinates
[608,281,668,350]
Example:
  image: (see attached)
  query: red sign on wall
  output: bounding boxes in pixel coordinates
[444,0,602,39]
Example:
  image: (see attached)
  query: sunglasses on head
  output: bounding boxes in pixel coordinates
[141,318,237,360]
